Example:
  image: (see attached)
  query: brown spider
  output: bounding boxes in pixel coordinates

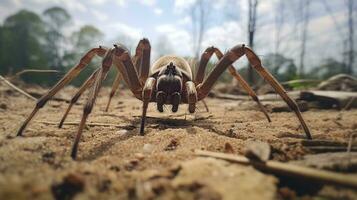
[16,38,312,159]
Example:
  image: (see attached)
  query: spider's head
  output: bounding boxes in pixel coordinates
[156,62,183,113]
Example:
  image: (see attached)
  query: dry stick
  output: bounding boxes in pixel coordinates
[36,120,135,129]
[0,75,36,101]
[195,150,357,189]
[344,96,356,110]
[12,69,59,79]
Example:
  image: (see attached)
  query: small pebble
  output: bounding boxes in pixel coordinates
[134,153,145,160]
[116,130,128,136]
[143,143,154,154]
[0,103,7,110]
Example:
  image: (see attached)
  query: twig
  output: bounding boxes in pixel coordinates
[347,133,357,153]
[301,139,347,147]
[306,146,357,153]
[0,75,36,101]
[195,150,357,189]
[281,79,320,86]
[343,97,356,110]
[12,69,59,79]
[36,120,136,130]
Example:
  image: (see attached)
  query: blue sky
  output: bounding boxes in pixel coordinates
[0,0,355,70]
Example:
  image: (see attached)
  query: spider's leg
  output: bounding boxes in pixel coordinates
[195,46,215,84]
[186,81,198,113]
[244,47,311,138]
[105,39,151,112]
[197,46,270,122]
[105,71,121,112]
[201,99,209,112]
[140,77,155,135]
[213,48,271,122]
[134,38,151,85]
[196,44,311,139]
[112,44,142,98]
[58,69,100,128]
[71,49,114,159]
[17,47,108,137]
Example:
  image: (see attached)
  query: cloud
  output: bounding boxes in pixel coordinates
[106,22,143,40]
[139,0,156,6]
[154,8,162,15]
[91,9,109,22]
[155,24,191,55]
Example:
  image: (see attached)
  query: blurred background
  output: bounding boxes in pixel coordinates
[0,0,355,87]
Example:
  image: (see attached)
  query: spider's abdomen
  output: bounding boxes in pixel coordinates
[151,55,193,80]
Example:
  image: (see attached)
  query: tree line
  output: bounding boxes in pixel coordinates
[0,7,105,86]
[0,4,354,88]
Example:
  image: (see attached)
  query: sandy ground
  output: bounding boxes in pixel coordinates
[0,85,357,200]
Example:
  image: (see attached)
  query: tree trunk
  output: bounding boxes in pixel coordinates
[247,0,258,84]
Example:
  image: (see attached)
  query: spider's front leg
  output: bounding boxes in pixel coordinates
[17,47,108,137]
[105,38,151,112]
[196,46,271,122]
[196,44,312,139]
[140,77,155,135]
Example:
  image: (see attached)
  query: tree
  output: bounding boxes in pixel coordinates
[42,7,71,70]
[310,58,346,79]
[246,0,258,84]
[65,25,104,86]
[190,0,210,60]
[155,35,174,58]
[298,0,310,77]
[262,53,297,81]
[346,0,354,74]
[0,10,49,84]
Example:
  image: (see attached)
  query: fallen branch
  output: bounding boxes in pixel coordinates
[11,69,59,79]
[36,121,136,130]
[301,139,348,147]
[281,79,320,86]
[0,75,36,101]
[195,150,357,189]
[306,146,357,153]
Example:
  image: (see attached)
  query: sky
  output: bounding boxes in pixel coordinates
[0,0,355,71]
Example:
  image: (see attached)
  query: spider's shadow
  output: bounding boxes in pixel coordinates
[80,114,218,161]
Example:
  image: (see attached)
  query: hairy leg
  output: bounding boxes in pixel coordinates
[197,46,271,122]
[133,38,151,85]
[71,49,114,159]
[140,77,155,135]
[59,68,100,128]
[105,72,121,112]
[197,44,311,139]
[17,47,108,136]
[186,81,198,113]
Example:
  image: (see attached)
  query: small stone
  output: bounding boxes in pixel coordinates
[135,153,145,160]
[143,144,154,154]
[244,141,271,162]
[116,129,128,136]
[0,103,7,110]
[124,159,139,171]
[164,138,179,151]
[224,142,234,154]
[51,173,84,200]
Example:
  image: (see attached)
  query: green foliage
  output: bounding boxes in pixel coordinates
[42,7,72,71]
[67,25,104,86]
[0,9,50,85]
[262,53,297,82]
[308,58,347,79]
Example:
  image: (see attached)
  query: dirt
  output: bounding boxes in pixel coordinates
[0,85,357,199]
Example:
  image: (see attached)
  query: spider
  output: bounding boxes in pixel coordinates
[16,38,312,159]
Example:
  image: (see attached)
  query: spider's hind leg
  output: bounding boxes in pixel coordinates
[16,47,107,137]
[58,69,100,128]
[105,71,121,112]
[71,49,114,159]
